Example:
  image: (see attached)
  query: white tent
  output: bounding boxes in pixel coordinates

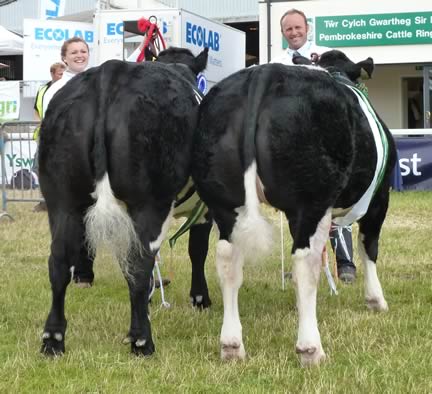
[0,25,23,56]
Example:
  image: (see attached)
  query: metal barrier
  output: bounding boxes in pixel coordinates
[1,121,42,221]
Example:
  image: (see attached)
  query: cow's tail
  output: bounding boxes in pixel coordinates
[84,61,141,276]
[231,66,274,263]
[85,174,141,277]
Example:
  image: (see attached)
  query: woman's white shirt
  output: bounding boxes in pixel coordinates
[42,69,81,117]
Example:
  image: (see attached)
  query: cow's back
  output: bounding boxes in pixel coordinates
[40,60,199,206]
[193,64,377,212]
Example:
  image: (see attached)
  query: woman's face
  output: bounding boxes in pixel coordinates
[63,42,89,73]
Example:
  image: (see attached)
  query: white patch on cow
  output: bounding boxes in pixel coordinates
[292,209,331,366]
[135,339,146,347]
[149,202,175,252]
[358,233,388,311]
[85,173,141,277]
[231,161,274,263]
[216,239,246,360]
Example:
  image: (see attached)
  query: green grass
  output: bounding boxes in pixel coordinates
[1,191,432,393]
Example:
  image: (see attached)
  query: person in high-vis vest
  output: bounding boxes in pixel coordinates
[33,62,66,137]
[32,62,66,213]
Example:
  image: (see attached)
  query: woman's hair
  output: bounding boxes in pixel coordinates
[60,37,89,60]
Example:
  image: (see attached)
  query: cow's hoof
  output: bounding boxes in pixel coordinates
[41,332,65,356]
[130,338,155,356]
[221,342,246,361]
[190,294,212,309]
[366,297,388,312]
[296,345,326,367]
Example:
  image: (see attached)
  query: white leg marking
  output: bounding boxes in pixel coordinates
[149,202,175,252]
[358,233,388,311]
[292,210,331,366]
[216,240,246,361]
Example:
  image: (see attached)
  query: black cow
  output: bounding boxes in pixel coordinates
[192,50,396,366]
[39,47,208,356]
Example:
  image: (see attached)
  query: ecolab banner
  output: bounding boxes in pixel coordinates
[181,10,245,85]
[95,9,178,64]
[0,81,20,120]
[23,19,94,81]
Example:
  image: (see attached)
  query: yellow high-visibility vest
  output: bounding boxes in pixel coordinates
[33,83,50,140]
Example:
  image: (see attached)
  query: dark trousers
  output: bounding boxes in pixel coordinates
[329,225,356,270]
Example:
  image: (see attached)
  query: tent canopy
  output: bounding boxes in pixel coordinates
[0,25,23,56]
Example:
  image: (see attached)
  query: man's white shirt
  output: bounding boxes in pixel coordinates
[270,41,331,65]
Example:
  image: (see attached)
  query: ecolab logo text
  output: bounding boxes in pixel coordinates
[186,22,220,51]
[34,28,94,43]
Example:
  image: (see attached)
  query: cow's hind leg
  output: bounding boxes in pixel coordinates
[124,204,174,356]
[217,239,246,361]
[212,208,246,361]
[41,211,86,355]
[357,190,389,312]
[288,208,332,366]
[189,219,212,309]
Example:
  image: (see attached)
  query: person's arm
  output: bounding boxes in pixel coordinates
[126,40,157,62]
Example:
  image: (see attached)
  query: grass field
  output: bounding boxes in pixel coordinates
[1,191,431,393]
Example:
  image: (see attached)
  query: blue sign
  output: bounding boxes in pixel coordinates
[185,22,220,51]
[393,136,432,190]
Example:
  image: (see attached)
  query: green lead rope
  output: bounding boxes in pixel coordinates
[168,199,207,249]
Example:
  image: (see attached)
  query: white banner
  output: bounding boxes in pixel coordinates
[0,81,20,120]
[23,19,95,81]
[40,0,66,20]
[0,136,38,186]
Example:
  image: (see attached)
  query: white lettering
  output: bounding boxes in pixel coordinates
[342,18,366,28]
[399,154,422,176]
[415,16,427,25]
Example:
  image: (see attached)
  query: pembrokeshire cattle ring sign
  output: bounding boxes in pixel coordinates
[315,11,432,47]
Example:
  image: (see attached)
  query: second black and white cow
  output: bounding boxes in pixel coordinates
[192,50,396,366]
[39,47,208,356]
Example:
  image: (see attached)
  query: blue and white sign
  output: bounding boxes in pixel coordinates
[185,22,220,51]
[39,0,66,20]
[95,10,177,64]
[23,19,94,81]
[180,10,245,89]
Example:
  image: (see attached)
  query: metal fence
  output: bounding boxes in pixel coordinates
[1,121,42,220]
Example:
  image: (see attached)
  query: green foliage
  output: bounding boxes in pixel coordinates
[1,192,432,393]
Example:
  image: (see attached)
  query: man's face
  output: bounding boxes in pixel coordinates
[51,67,65,82]
[281,13,309,50]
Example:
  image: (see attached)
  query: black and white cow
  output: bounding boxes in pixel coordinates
[39,47,208,356]
[192,50,396,366]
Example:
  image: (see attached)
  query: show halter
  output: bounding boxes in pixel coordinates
[136,17,166,62]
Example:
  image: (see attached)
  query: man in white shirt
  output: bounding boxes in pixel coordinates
[271,8,330,66]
